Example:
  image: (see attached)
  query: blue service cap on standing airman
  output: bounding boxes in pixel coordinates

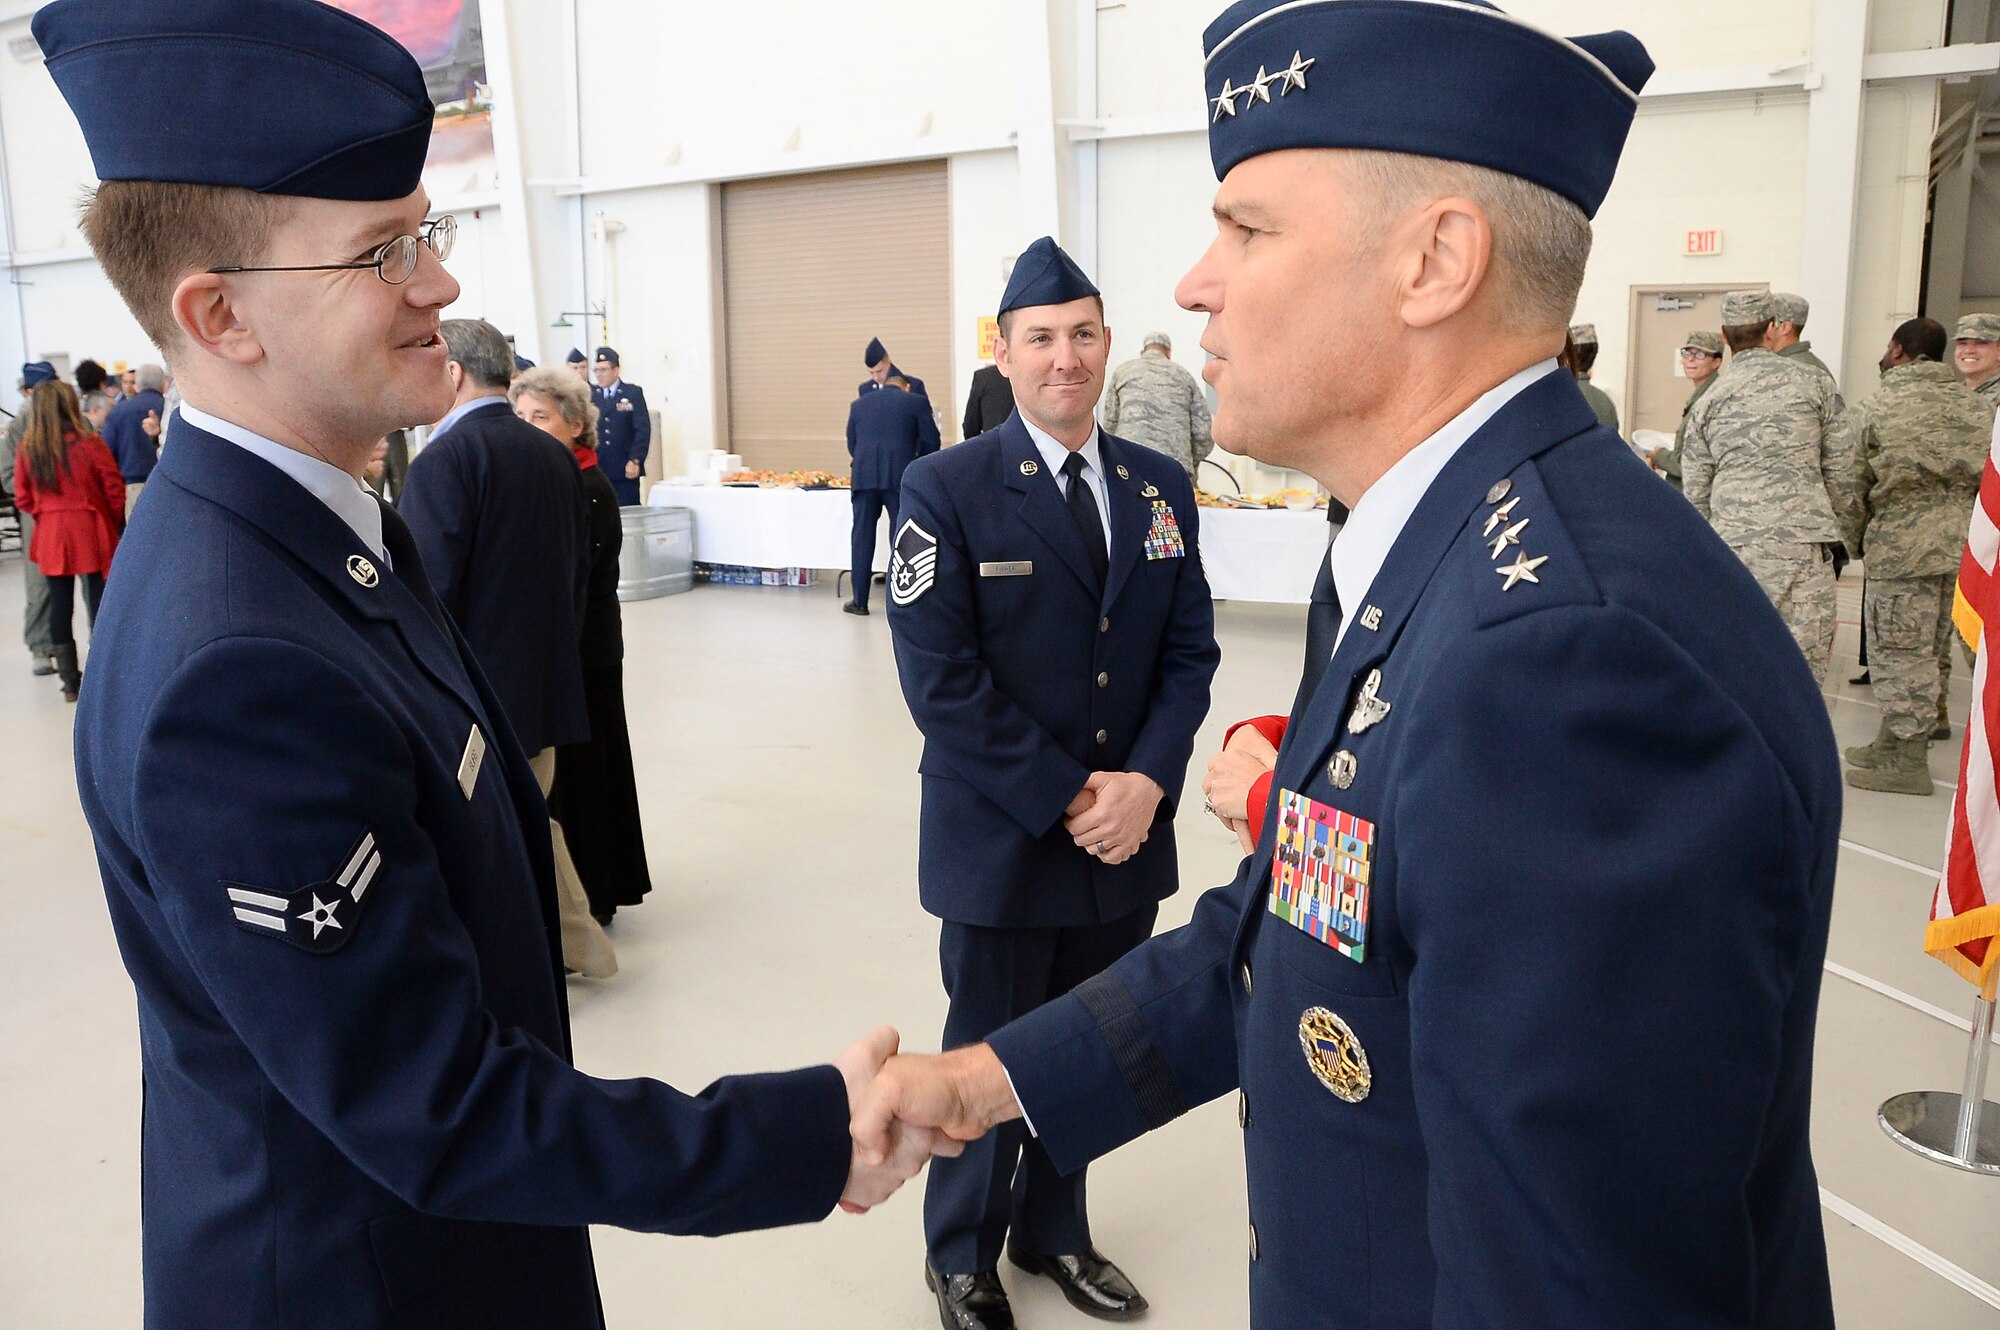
[1199,0,1653,218]
[34,0,434,203]
[594,346,619,367]
[513,354,534,373]
[566,347,587,364]
[21,362,55,387]
[865,338,888,368]
[998,237,1100,316]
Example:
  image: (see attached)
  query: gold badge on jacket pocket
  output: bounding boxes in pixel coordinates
[1299,1006,1372,1103]
[978,561,1033,578]
[458,726,486,800]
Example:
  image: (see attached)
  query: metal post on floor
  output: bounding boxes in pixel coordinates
[1879,963,2000,1174]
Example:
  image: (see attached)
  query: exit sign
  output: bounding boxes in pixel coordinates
[1685,229,1724,257]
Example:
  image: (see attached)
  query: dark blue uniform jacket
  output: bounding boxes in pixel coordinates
[400,399,592,755]
[890,412,1220,928]
[73,422,850,1330]
[103,387,165,482]
[860,365,927,400]
[847,383,940,492]
[592,380,649,501]
[988,372,1839,1329]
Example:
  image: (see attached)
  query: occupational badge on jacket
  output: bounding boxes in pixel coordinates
[889,518,939,605]
[1299,1006,1372,1103]
[224,830,383,954]
[616,398,633,411]
[1143,500,1186,560]
[1269,789,1373,962]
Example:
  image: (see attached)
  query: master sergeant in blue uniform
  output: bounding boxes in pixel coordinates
[843,372,939,615]
[858,6,1841,1328]
[888,237,1219,1329]
[39,3,944,1327]
[591,345,650,505]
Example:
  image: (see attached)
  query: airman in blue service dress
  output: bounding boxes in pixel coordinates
[844,374,939,614]
[889,238,1220,1328]
[591,345,650,505]
[862,336,928,399]
[970,5,1839,1328]
[40,3,857,1326]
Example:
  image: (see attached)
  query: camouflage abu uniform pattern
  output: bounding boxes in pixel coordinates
[1576,375,1619,431]
[1771,295,1839,388]
[1683,343,1862,683]
[1101,346,1214,479]
[1852,360,1991,739]
[1778,341,1836,385]
[1658,331,1725,491]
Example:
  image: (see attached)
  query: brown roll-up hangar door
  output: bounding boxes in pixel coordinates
[719,160,953,474]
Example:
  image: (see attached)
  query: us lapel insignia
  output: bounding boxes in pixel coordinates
[1328,750,1357,789]
[1346,669,1391,734]
[347,554,379,588]
[1299,1006,1372,1103]
[1020,459,1040,477]
[1359,604,1383,632]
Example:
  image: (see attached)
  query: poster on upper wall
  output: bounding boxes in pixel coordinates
[321,0,496,202]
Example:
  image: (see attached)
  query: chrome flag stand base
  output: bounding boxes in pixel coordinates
[1880,975,2000,1176]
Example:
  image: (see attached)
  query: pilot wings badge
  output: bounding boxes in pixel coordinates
[1345,668,1392,735]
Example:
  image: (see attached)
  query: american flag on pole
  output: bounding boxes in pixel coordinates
[1938,424,2000,987]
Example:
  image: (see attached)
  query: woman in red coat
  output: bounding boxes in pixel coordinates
[13,379,123,700]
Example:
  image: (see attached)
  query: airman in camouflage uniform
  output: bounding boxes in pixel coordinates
[1683,290,1862,683]
[1100,332,1214,480]
[1842,320,1992,794]
[1769,293,1838,388]
[1653,329,1723,491]
[1954,311,2000,412]
[1567,322,1620,431]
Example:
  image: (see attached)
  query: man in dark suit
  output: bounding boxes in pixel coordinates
[861,336,927,400]
[962,362,1015,440]
[843,371,940,616]
[100,361,167,515]
[859,6,1841,1330]
[591,345,650,505]
[400,317,617,977]
[887,236,1219,1329]
[41,3,944,1327]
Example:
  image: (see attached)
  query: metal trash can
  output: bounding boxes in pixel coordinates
[617,505,694,601]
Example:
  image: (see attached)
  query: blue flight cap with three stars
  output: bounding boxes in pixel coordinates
[1200,0,1653,218]
[34,0,434,203]
[998,237,1100,316]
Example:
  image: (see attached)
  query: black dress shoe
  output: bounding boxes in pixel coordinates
[925,1262,1014,1330]
[842,601,870,616]
[1007,1242,1149,1320]
[30,659,54,677]
[1850,669,1871,685]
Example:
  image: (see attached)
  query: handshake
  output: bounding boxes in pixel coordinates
[832,1029,1020,1213]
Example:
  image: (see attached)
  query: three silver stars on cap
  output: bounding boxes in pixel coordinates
[1482,478,1548,591]
[1213,50,1316,121]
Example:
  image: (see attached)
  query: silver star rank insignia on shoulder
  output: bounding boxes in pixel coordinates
[1496,551,1548,591]
[225,830,383,954]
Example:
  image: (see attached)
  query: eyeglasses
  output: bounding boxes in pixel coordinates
[1679,348,1720,360]
[209,215,456,286]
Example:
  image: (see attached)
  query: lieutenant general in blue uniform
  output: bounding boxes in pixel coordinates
[887,237,1219,1329]
[843,372,939,616]
[39,3,944,1327]
[862,335,928,400]
[858,5,1841,1329]
[591,345,650,505]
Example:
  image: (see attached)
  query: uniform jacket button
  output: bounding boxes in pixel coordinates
[1096,672,1109,687]
[1249,1222,1260,1262]
[1240,963,1253,995]
[1238,1091,1250,1129]
[1100,617,1110,633]
[1095,729,1108,745]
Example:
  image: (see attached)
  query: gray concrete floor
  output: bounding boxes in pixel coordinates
[1,558,1996,1327]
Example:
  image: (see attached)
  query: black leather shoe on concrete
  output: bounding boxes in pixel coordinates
[925,1262,1014,1330]
[1007,1242,1149,1320]
[842,601,870,616]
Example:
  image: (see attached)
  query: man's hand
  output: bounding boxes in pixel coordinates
[625,459,641,480]
[834,1027,963,1214]
[1064,783,1096,820]
[1065,770,1163,865]
[1203,747,1272,825]
[1227,817,1256,856]
[140,409,160,439]
[852,1043,1020,1169]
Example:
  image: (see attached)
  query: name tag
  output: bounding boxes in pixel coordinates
[979,561,1033,578]
[458,726,486,800]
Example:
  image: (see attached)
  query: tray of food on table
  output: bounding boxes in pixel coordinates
[719,469,851,490]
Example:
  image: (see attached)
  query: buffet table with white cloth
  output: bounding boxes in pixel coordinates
[648,484,1330,603]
